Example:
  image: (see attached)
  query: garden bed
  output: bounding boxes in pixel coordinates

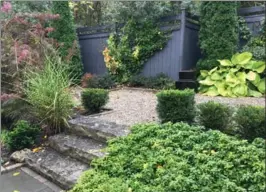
[72,87,265,126]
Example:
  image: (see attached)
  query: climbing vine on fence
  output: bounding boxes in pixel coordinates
[103,19,169,82]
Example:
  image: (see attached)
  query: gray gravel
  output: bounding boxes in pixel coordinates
[96,88,265,126]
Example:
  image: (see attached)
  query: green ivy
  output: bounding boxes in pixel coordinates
[50,1,83,84]
[238,16,252,41]
[104,19,169,83]
[197,2,238,71]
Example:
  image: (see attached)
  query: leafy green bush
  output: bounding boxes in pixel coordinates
[1,98,36,130]
[81,89,109,113]
[198,52,265,97]
[83,74,116,89]
[197,101,233,131]
[156,89,195,123]
[72,123,265,192]
[241,37,266,61]
[197,2,238,71]
[234,105,265,141]
[24,55,73,134]
[50,1,83,83]
[5,120,41,151]
[128,73,175,89]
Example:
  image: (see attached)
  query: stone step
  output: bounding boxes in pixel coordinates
[68,116,130,142]
[48,133,106,164]
[25,148,89,190]
[175,79,198,91]
[179,70,196,80]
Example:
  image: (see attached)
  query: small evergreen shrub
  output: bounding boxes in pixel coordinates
[81,89,109,113]
[5,120,41,151]
[197,101,233,131]
[81,73,115,89]
[234,105,265,141]
[128,73,175,90]
[156,89,195,123]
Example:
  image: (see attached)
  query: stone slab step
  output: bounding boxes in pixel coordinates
[49,133,106,164]
[25,148,89,190]
[68,116,130,142]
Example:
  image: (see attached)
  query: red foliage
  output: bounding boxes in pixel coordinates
[81,73,94,88]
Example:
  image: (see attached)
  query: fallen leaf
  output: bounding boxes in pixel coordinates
[13,190,20,192]
[13,172,20,176]
[44,135,47,139]
[32,147,42,153]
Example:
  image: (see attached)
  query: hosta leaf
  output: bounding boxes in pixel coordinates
[236,72,246,83]
[231,52,253,65]
[198,85,209,93]
[252,61,265,73]
[208,67,218,75]
[232,84,248,97]
[248,89,263,97]
[202,86,219,96]
[215,82,227,96]
[210,72,222,80]
[247,71,261,87]
[200,70,209,78]
[218,59,233,66]
[226,87,237,97]
[257,78,265,93]
[199,76,215,86]
[231,53,240,65]
[225,72,239,87]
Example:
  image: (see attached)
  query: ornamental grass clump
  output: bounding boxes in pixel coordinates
[156,89,195,123]
[24,54,73,134]
[81,89,109,113]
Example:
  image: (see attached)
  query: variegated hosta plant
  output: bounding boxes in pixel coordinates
[198,52,265,97]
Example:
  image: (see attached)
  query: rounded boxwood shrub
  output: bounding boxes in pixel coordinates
[81,88,109,113]
[234,105,265,141]
[71,123,265,192]
[5,120,41,151]
[197,101,233,131]
[156,89,195,123]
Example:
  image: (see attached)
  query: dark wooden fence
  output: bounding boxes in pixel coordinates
[77,6,265,81]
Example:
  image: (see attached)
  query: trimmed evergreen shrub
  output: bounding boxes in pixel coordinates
[81,89,109,113]
[234,105,265,141]
[197,101,233,131]
[197,2,238,71]
[50,1,83,83]
[71,123,265,192]
[156,89,195,123]
[128,73,175,90]
[5,120,41,151]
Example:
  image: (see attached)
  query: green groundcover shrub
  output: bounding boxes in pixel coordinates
[85,74,116,89]
[128,73,175,90]
[156,89,195,123]
[234,105,265,141]
[197,101,233,131]
[5,120,41,151]
[72,123,265,192]
[81,88,109,113]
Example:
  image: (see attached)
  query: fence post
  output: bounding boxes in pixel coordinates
[179,8,186,72]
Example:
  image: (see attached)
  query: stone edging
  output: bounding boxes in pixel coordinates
[110,86,160,93]
[1,163,24,174]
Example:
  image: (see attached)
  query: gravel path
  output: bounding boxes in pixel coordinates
[95,88,265,126]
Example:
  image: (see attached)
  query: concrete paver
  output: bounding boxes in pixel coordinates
[0,167,63,192]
